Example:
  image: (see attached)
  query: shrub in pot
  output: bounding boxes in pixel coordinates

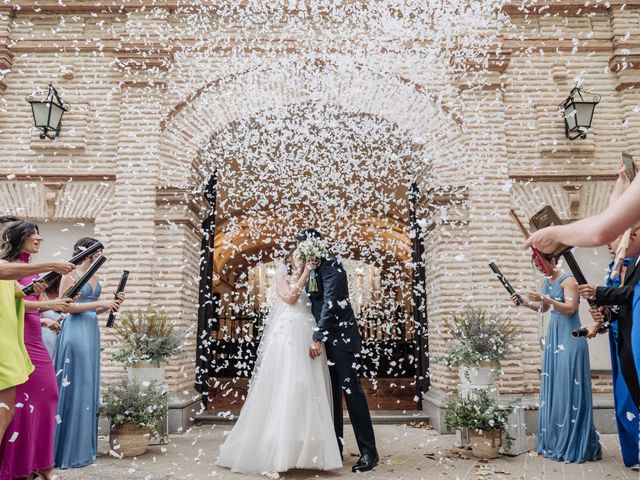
[113,307,183,383]
[444,388,517,459]
[438,308,517,383]
[103,378,168,457]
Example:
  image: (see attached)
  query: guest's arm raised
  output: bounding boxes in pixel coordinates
[526,174,640,251]
[0,260,75,281]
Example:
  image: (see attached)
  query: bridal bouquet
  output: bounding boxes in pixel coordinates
[297,237,328,292]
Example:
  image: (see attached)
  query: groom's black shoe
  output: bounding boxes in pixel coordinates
[352,451,379,473]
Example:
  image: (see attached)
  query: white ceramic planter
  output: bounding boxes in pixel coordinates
[127,362,166,385]
[458,366,495,386]
[126,363,169,444]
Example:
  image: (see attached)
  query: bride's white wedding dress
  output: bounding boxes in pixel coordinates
[216,264,342,474]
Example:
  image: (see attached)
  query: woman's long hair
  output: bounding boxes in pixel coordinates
[0,221,39,261]
[73,237,100,257]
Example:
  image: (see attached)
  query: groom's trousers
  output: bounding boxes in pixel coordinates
[325,345,377,456]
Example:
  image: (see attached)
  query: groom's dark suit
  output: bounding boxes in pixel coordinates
[308,256,376,456]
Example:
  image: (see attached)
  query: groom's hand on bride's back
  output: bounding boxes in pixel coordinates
[309,340,323,359]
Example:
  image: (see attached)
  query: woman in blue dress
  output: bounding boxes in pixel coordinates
[54,237,123,468]
[513,253,601,463]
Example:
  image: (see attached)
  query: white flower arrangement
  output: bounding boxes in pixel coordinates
[297,237,328,292]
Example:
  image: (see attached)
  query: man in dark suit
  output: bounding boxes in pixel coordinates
[297,228,378,473]
[578,233,640,409]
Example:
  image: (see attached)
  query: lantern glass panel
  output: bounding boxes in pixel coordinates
[563,101,578,132]
[31,101,50,128]
[48,102,65,130]
[575,102,595,129]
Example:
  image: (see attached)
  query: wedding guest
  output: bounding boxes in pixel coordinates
[512,253,601,463]
[40,276,65,359]
[0,221,73,480]
[577,233,640,468]
[0,219,74,445]
[54,237,123,469]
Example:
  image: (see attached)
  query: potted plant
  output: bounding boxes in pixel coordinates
[103,378,168,457]
[438,308,517,385]
[444,389,516,459]
[113,307,183,384]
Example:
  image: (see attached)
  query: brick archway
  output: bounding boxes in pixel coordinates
[158,56,463,189]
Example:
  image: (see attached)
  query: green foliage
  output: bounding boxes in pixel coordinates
[102,378,168,441]
[444,389,519,450]
[113,307,183,367]
[438,308,518,369]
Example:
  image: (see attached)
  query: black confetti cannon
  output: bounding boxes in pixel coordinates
[22,241,104,296]
[106,270,129,328]
[489,262,522,305]
[63,255,107,300]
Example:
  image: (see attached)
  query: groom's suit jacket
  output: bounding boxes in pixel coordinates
[308,256,362,353]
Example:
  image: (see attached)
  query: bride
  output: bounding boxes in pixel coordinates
[216,249,343,474]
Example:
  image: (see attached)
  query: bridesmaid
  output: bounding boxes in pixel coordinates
[0,221,73,480]
[54,237,123,469]
[0,217,74,444]
[513,252,601,463]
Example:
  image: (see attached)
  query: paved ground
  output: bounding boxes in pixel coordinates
[60,425,635,480]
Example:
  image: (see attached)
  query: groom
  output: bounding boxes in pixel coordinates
[297,228,379,473]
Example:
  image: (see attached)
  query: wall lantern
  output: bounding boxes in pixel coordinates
[559,86,600,140]
[26,83,70,139]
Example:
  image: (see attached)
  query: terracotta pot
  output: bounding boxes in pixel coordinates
[468,428,502,459]
[109,422,151,457]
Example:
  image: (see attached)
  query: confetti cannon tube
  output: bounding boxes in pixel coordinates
[22,241,104,296]
[489,262,522,305]
[106,270,129,328]
[64,255,107,300]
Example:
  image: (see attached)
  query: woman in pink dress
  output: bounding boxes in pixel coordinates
[0,221,73,480]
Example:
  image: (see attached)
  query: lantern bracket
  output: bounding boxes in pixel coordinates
[26,83,71,140]
[558,85,601,140]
